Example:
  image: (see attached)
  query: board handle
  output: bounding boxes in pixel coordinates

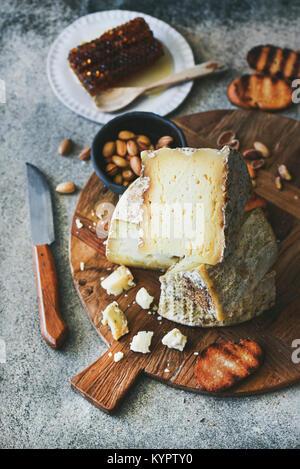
[32,244,68,349]
[71,348,144,414]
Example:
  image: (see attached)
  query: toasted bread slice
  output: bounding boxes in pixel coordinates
[247,45,300,81]
[227,74,292,111]
[194,339,264,392]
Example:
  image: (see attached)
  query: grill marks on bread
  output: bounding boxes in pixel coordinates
[227,74,292,111]
[194,339,264,392]
[247,45,300,81]
[228,44,299,111]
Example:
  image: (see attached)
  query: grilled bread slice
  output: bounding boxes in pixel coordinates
[227,74,292,110]
[194,339,264,392]
[247,45,300,81]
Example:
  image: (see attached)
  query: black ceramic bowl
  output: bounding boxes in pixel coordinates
[91,111,187,195]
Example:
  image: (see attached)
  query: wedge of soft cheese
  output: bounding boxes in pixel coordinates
[162,328,187,351]
[101,265,135,296]
[130,331,153,353]
[158,209,278,327]
[106,146,251,269]
[101,301,129,340]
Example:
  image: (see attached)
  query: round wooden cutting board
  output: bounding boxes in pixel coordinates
[70,109,300,413]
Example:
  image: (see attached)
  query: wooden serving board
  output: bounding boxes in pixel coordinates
[70,109,300,414]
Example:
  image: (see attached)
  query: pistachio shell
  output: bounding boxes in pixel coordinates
[253,141,270,157]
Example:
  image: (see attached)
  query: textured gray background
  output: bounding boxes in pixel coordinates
[0,0,300,449]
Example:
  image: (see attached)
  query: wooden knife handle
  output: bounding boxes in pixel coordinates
[32,244,67,349]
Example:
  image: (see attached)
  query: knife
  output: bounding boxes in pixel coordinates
[26,163,68,349]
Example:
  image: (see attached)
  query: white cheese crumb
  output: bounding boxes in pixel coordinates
[136,287,154,309]
[101,265,135,296]
[157,316,162,321]
[101,301,129,340]
[130,331,153,354]
[75,218,83,229]
[93,222,96,226]
[80,262,85,271]
[108,352,112,357]
[164,368,170,373]
[91,210,95,216]
[194,352,199,356]
[162,328,187,352]
[114,351,124,362]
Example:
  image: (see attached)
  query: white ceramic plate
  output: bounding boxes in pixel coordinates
[47,10,195,124]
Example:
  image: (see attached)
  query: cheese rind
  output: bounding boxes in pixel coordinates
[101,301,129,340]
[101,265,135,296]
[158,209,278,327]
[106,146,251,269]
[162,328,187,351]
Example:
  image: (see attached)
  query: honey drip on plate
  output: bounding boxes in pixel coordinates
[119,46,174,96]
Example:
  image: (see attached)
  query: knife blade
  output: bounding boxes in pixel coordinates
[26,163,67,349]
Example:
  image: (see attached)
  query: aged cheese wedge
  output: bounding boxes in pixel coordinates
[158,209,278,326]
[106,146,251,268]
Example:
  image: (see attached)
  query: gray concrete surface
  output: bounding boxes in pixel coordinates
[0,0,300,449]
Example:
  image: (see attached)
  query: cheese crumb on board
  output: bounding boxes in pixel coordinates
[114,351,124,362]
[80,262,85,271]
[130,331,153,354]
[101,301,129,340]
[101,265,135,296]
[162,328,187,351]
[75,218,83,229]
[135,287,154,309]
